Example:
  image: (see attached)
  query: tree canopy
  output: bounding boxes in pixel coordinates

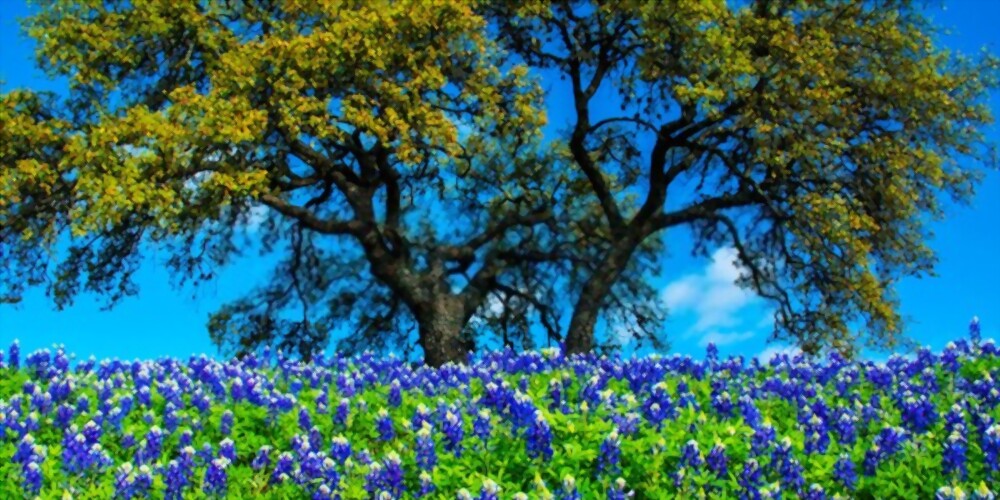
[2,0,997,365]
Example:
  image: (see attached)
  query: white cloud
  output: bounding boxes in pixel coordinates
[660,247,765,349]
[757,344,800,362]
[238,204,269,232]
[698,331,756,347]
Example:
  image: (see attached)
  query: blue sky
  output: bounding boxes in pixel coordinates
[1,1,998,362]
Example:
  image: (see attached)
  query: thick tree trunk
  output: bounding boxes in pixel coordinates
[565,235,641,355]
[416,297,469,367]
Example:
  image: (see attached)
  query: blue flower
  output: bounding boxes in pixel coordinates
[607,477,634,500]
[478,479,501,500]
[442,410,465,457]
[598,429,622,475]
[376,408,395,441]
[707,442,728,479]
[202,457,230,497]
[526,412,554,460]
[415,423,437,471]
[23,460,43,496]
[833,453,857,491]
[942,429,968,480]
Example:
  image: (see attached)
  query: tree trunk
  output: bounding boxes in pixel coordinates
[416,297,469,367]
[565,235,641,355]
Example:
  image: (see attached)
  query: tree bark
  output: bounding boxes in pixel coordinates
[415,296,469,367]
[564,232,642,355]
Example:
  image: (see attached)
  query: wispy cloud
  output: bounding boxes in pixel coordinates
[698,330,756,347]
[757,344,800,362]
[661,247,769,348]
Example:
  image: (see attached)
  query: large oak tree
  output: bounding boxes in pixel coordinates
[483,0,998,356]
[2,0,997,364]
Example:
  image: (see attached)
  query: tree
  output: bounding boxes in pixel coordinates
[483,0,999,356]
[1,0,572,366]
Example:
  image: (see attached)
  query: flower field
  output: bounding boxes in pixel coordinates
[2,322,999,499]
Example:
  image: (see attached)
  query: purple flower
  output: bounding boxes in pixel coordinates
[707,442,728,478]
[330,435,351,462]
[163,460,189,500]
[416,471,436,498]
[252,446,272,471]
[220,410,234,436]
[478,479,501,500]
[220,438,237,462]
[598,429,622,475]
[376,408,395,441]
[8,340,20,371]
[556,475,582,500]
[970,316,982,344]
[739,459,763,500]
[335,398,350,427]
[272,452,295,484]
[942,429,968,480]
[23,460,43,496]
[389,379,403,407]
[983,425,1000,475]
[412,404,433,431]
[442,410,465,457]
[415,424,437,471]
[833,453,856,491]
[526,412,553,460]
[473,408,492,445]
[607,477,634,500]
[202,458,230,497]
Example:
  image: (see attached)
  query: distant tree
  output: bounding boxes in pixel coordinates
[483,0,999,357]
[0,1,575,366]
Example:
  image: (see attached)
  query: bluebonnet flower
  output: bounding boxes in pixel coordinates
[330,435,352,462]
[412,404,433,431]
[900,394,938,433]
[478,479,501,500]
[680,439,703,470]
[751,422,777,455]
[739,459,763,500]
[163,459,188,500]
[707,442,728,478]
[598,428,622,475]
[415,423,437,471]
[416,471,436,498]
[23,460,43,496]
[556,475,582,500]
[114,462,136,499]
[549,379,564,412]
[943,429,968,480]
[299,406,312,431]
[833,410,857,445]
[8,340,20,371]
[973,482,996,500]
[389,379,403,407]
[376,408,395,441]
[442,410,465,457]
[983,425,1000,476]
[272,452,295,484]
[607,477,634,500]
[526,412,554,460]
[220,438,237,462]
[642,383,673,428]
[219,409,234,436]
[802,484,826,500]
[473,408,492,445]
[365,452,405,497]
[804,413,830,455]
[132,465,153,498]
[970,316,982,345]
[202,457,230,497]
[833,453,857,491]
